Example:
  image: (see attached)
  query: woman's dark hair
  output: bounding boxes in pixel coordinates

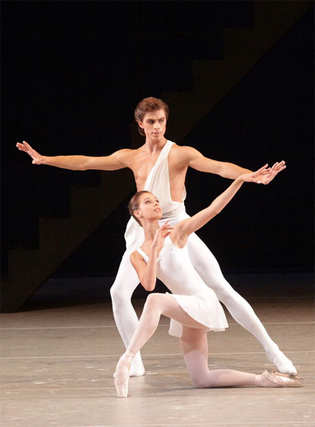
[134,97,169,136]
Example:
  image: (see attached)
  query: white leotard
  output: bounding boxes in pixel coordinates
[137,236,228,337]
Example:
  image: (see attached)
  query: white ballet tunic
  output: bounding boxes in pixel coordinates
[137,237,228,338]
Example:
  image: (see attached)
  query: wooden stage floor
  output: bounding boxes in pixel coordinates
[1,273,314,427]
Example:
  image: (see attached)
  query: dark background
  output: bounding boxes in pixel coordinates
[1,2,314,291]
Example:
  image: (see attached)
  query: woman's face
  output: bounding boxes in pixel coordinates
[137,192,162,221]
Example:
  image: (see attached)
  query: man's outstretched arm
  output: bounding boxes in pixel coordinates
[180,145,286,184]
[16,141,131,171]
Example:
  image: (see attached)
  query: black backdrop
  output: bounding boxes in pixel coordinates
[1,1,314,281]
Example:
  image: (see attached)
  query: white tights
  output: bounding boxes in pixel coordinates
[110,230,279,369]
[180,327,258,387]
[122,293,263,388]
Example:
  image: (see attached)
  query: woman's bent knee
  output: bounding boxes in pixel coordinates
[190,375,210,388]
[145,293,162,306]
[143,293,169,313]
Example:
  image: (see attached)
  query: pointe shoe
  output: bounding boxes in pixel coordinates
[266,350,297,375]
[262,370,303,387]
[115,377,129,398]
[114,353,134,398]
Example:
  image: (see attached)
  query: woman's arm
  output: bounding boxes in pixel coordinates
[130,250,158,292]
[173,164,276,247]
[16,140,131,171]
[130,223,173,291]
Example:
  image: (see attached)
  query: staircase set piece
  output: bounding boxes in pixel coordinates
[1,1,312,312]
[1,169,135,312]
[162,1,312,142]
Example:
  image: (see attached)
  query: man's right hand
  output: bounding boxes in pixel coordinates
[16,141,44,165]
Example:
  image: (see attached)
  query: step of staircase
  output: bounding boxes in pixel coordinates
[1,169,135,312]
[163,1,312,142]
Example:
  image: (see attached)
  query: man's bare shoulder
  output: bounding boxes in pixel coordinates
[114,147,141,165]
[170,143,202,165]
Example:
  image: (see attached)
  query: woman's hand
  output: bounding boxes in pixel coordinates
[238,161,286,184]
[16,141,44,165]
[152,221,174,249]
[258,161,286,184]
[240,161,286,184]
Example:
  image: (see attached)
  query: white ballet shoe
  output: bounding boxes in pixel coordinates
[113,364,145,379]
[129,365,145,377]
[266,350,297,374]
[261,370,303,387]
[114,352,134,398]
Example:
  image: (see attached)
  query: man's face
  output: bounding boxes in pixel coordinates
[139,109,167,140]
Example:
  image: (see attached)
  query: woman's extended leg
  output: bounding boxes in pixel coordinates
[186,232,296,374]
[180,327,300,388]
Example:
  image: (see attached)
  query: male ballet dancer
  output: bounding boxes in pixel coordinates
[16,97,296,377]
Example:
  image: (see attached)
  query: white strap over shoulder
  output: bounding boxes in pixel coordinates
[144,140,174,191]
[136,247,149,262]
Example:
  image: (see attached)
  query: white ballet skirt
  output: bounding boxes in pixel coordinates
[137,236,228,338]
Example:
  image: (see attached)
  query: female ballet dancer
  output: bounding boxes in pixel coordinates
[114,165,302,397]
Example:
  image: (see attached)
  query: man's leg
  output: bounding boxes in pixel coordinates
[186,233,297,374]
[110,253,144,376]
